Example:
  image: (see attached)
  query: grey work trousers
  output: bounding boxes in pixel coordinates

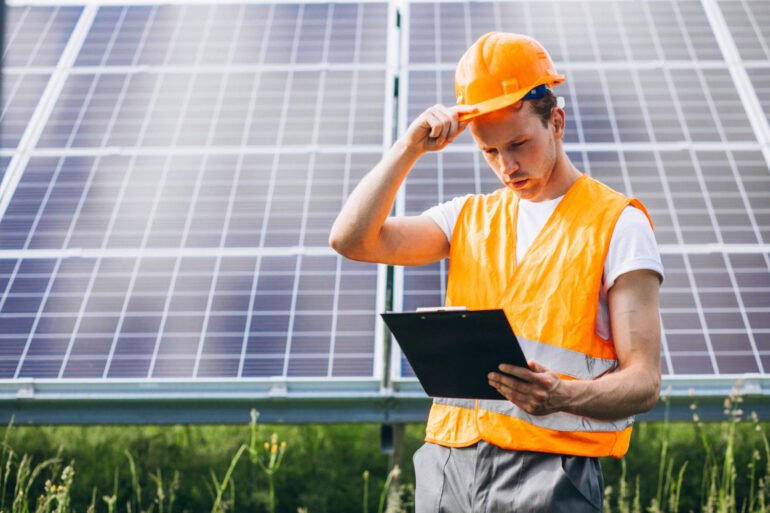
[413,441,604,513]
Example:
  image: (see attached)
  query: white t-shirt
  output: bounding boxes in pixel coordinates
[423,193,664,341]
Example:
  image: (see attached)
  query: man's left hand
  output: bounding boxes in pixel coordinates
[488,361,568,416]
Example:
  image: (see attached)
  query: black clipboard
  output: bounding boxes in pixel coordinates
[381,308,530,400]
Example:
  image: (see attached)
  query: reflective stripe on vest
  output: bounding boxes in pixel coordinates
[433,397,633,432]
[424,175,653,459]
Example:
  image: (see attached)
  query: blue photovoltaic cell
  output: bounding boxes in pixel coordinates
[36,69,386,149]
[2,6,82,67]
[408,0,722,65]
[1,73,51,149]
[721,0,770,62]
[0,255,376,379]
[0,152,381,250]
[0,157,13,186]
[75,3,387,67]
[748,68,770,128]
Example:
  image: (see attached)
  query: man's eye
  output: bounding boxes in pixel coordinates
[485,149,497,155]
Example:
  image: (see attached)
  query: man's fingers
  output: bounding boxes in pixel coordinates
[488,371,531,394]
[425,108,452,143]
[425,111,443,139]
[435,104,458,140]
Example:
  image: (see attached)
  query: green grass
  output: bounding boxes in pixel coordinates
[2,401,770,512]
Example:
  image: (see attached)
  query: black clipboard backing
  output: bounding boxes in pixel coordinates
[381,309,529,400]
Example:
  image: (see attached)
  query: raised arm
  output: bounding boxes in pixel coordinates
[488,269,662,419]
[329,104,476,266]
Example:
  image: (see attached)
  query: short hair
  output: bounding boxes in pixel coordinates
[527,89,558,128]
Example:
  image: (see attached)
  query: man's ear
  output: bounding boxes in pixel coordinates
[551,108,565,140]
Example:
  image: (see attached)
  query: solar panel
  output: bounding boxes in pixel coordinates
[721,0,770,62]
[394,0,770,389]
[0,1,391,398]
[748,67,770,127]
[1,0,769,423]
[0,254,377,379]
[1,73,51,149]
[3,6,83,67]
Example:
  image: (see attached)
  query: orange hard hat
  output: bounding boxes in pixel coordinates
[455,32,565,122]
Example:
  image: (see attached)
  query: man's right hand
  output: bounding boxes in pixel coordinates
[402,104,479,154]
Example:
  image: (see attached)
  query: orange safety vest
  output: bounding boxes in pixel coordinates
[424,175,652,459]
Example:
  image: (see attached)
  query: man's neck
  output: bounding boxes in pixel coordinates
[526,150,582,202]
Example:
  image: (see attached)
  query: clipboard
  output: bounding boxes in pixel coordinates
[381,308,529,400]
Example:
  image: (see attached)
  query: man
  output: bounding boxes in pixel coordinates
[329,32,663,512]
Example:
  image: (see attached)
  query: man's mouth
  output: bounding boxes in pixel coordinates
[509,178,529,189]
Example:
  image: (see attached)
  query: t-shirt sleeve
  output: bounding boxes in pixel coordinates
[604,205,665,290]
[422,194,473,243]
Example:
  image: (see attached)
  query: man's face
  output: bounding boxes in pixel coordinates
[469,102,561,202]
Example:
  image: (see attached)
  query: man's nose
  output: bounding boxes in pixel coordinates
[499,153,518,176]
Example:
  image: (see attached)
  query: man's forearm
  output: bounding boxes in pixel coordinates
[558,363,661,420]
[328,139,421,257]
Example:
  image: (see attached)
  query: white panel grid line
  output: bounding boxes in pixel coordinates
[0,5,97,221]
[12,258,66,378]
[21,145,388,158]
[288,156,317,376]
[282,254,304,378]
[57,63,388,74]
[226,2,270,376]
[702,0,770,169]
[9,0,388,5]
[277,3,307,379]
[327,253,342,378]
[150,5,219,379]
[313,6,339,378]
[0,247,341,260]
[738,0,770,61]
[375,0,401,381]
[3,7,32,63]
[407,61,739,72]
[390,0,408,378]
[236,254,263,378]
[570,2,623,147]
[101,5,203,378]
[21,153,107,379]
[54,156,117,377]
[57,261,103,378]
[141,6,207,378]
[191,4,247,379]
[98,157,146,377]
[655,154,721,374]
[97,5,129,68]
[592,2,632,198]
[659,52,765,373]
[96,84,171,377]
[722,253,766,373]
[23,7,60,67]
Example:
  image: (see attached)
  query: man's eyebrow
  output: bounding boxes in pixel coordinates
[481,136,527,151]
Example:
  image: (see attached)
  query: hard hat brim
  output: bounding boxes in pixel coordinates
[457,75,565,123]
